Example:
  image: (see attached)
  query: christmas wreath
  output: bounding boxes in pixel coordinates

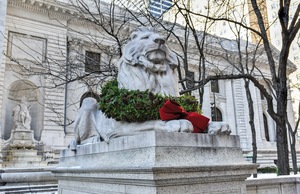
[99,79,200,123]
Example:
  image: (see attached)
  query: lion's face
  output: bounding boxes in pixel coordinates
[118,27,179,96]
[122,28,178,73]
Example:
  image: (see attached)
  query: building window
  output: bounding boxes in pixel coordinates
[186,70,195,89]
[7,31,47,63]
[263,114,270,141]
[148,0,173,17]
[211,107,223,121]
[211,80,219,93]
[85,51,101,74]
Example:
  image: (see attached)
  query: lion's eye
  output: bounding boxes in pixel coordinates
[131,34,137,39]
[141,35,149,39]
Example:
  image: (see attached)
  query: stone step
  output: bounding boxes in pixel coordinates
[5,156,43,162]
[3,160,48,168]
[6,150,38,156]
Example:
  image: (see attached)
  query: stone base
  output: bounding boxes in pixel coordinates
[1,128,46,168]
[2,149,47,168]
[0,167,57,192]
[52,131,257,194]
[4,128,39,148]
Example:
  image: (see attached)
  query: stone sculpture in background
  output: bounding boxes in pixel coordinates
[2,96,42,152]
[12,96,31,130]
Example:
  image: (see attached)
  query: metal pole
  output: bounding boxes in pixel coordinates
[213,92,217,121]
[63,37,69,135]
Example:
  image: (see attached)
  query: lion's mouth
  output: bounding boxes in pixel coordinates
[146,50,166,64]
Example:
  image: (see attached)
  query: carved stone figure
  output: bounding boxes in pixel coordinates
[72,27,230,148]
[12,96,31,130]
[208,122,231,135]
[118,27,179,96]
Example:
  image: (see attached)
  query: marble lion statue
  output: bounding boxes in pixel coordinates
[117,27,179,96]
[70,27,230,149]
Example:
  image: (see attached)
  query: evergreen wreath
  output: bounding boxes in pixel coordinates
[99,79,200,122]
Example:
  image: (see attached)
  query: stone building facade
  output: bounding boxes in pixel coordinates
[0,0,298,168]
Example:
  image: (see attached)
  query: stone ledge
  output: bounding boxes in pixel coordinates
[0,167,57,186]
[61,131,241,157]
[0,184,58,193]
[58,132,246,168]
[246,175,300,194]
[247,175,300,185]
[53,164,257,184]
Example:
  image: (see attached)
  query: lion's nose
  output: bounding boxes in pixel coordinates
[154,38,165,45]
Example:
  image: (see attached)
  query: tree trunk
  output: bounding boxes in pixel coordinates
[275,32,291,175]
[276,124,290,175]
[276,87,290,175]
[290,135,297,174]
[244,79,257,178]
[287,117,298,174]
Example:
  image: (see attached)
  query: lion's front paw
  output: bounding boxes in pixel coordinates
[177,119,194,132]
[208,122,231,135]
[156,119,193,133]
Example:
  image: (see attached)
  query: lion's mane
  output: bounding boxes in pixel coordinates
[117,27,179,96]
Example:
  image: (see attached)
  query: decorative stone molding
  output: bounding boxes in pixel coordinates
[9,0,76,20]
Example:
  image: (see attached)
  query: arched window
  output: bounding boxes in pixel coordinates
[263,114,270,141]
[212,107,223,121]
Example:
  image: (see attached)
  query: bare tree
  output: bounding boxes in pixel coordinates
[3,0,299,175]
[168,0,299,175]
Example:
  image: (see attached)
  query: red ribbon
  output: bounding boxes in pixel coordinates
[159,100,210,133]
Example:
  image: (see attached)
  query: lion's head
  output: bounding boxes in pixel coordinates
[117,27,179,96]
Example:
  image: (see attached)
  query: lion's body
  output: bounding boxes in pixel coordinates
[71,28,230,147]
[95,28,193,141]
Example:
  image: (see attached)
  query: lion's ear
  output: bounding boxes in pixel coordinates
[122,42,139,65]
[167,50,179,70]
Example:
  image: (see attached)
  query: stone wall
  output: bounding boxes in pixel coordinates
[247,175,300,194]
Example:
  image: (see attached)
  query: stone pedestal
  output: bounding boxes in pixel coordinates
[52,131,257,194]
[2,128,45,168]
[4,128,40,148]
[2,149,47,168]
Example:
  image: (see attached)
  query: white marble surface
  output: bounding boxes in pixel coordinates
[72,28,229,146]
[53,132,256,194]
[0,0,7,66]
[117,27,179,96]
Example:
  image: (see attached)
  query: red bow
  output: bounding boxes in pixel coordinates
[159,100,210,133]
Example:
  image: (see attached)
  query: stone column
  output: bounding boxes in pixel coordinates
[0,0,7,66]
[0,1,7,168]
